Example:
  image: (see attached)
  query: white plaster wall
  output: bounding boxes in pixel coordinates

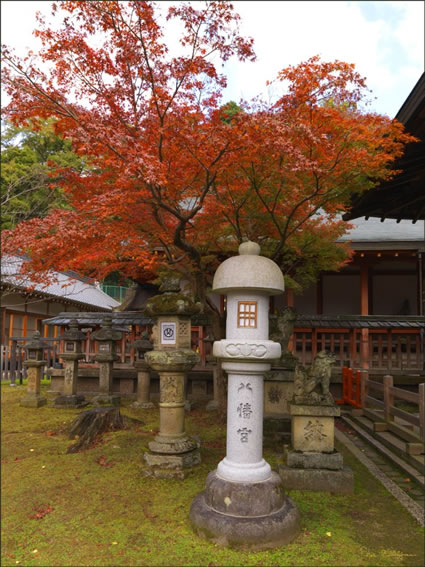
[373,275,417,315]
[226,292,269,340]
[322,275,360,315]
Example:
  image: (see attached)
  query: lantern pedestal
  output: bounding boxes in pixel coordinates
[279,403,354,494]
[91,316,122,406]
[143,350,200,479]
[20,362,47,408]
[54,350,87,408]
[190,360,299,549]
[132,368,155,409]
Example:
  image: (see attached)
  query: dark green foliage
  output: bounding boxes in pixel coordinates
[1,120,84,229]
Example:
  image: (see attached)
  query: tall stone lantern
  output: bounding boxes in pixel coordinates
[54,321,87,408]
[131,332,154,408]
[190,241,300,549]
[143,278,201,479]
[20,331,48,408]
[91,316,122,405]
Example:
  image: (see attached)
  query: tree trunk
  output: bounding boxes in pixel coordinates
[67,406,124,453]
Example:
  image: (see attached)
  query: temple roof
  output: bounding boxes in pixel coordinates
[344,72,425,222]
[1,255,119,311]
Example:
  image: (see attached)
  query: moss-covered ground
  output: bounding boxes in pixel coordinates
[1,383,424,566]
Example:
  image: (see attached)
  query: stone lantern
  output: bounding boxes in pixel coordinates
[20,331,48,408]
[143,277,201,479]
[54,321,87,408]
[190,241,300,549]
[131,332,154,408]
[91,315,122,405]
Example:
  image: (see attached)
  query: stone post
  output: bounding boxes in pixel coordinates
[54,321,87,408]
[131,333,154,408]
[190,241,300,549]
[143,277,201,479]
[91,316,122,406]
[20,331,47,408]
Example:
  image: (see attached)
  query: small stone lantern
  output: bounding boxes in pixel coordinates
[92,316,122,405]
[20,331,48,408]
[190,241,300,549]
[54,321,87,408]
[131,332,154,408]
[143,277,201,479]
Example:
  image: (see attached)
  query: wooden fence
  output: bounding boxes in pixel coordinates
[361,373,425,448]
[1,339,59,384]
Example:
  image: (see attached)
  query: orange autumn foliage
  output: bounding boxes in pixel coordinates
[1,2,415,305]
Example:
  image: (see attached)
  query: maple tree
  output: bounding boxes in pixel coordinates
[1,1,414,334]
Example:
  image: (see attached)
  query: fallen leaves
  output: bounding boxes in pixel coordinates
[95,455,115,468]
[29,506,54,520]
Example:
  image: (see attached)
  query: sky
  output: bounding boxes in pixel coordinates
[1,0,424,118]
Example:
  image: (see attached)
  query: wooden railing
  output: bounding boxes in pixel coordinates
[293,328,424,371]
[361,373,425,449]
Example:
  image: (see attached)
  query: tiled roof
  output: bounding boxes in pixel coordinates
[1,255,120,311]
[295,315,425,329]
[338,217,424,243]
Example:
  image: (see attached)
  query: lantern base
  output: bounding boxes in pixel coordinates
[142,448,201,479]
[131,401,155,409]
[190,470,300,549]
[20,395,47,408]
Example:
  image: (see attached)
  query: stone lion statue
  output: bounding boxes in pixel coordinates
[270,307,297,368]
[293,350,336,405]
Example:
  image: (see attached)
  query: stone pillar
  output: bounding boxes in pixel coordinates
[20,331,47,408]
[190,241,300,549]
[143,277,201,479]
[54,321,87,408]
[91,316,122,406]
[132,334,154,408]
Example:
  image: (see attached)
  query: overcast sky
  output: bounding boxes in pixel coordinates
[1,0,424,117]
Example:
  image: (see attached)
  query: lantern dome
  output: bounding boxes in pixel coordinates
[212,241,285,295]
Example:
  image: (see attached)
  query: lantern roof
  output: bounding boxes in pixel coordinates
[212,241,284,296]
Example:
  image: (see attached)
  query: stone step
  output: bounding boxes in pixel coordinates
[341,415,425,486]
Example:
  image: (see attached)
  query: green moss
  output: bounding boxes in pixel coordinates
[144,293,201,316]
[1,384,424,566]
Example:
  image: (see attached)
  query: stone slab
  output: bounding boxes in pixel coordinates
[292,415,335,452]
[289,403,340,417]
[279,464,354,494]
[206,400,219,411]
[189,492,300,550]
[285,448,344,470]
[20,396,47,408]
[131,401,155,409]
[53,395,88,408]
[143,449,201,479]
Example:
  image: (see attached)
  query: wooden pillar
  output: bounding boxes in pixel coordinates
[360,264,369,369]
[418,251,424,317]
